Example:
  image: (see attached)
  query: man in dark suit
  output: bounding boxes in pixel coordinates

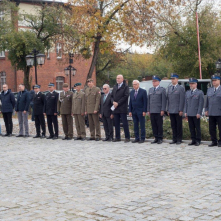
[111,75,130,143]
[129,80,147,143]
[100,84,113,141]
[33,85,46,138]
[44,83,59,140]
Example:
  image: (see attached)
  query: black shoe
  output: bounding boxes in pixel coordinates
[33,135,41,138]
[112,139,121,142]
[62,136,68,140]
[4,134,9,136]
[176,141,182,145]
[139,140,145,144]
[157,139,163,144]
[74,137,82,140]
[124,138,130,143]
[81,138,86,141]
[218,143,221,147]
[102,138,109,141]
[47,136,54,139]
[208,142,217,147]
[66,137,72,140]
[24,135,29,138]
[7,134,12,137]
[41,135,46,139]
[108,138,113,142]
[53,136,58,140]
[169,141,177,144]
[16,135,23,137]
[188,141,196,146]
[88,138,95,141]
[95,138,100,141]
[132,139,139,143]
[195,142,200,146]
[151,139,158,144]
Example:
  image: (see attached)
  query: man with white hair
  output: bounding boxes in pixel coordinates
[129,80,148,143]
[111,75,130,142]
[100,84,113,141]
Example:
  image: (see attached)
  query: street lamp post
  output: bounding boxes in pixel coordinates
[216,58,221,75]
[64,53,77,90]
[26,49,46,84]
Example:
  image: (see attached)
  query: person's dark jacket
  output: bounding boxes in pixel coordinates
[29,90,35,105]
[15,89,30,112]
[100,92,113,118]
[111,80,129,114]
[44,91,58,115]
[33,92,45,115]
[0,89,15,113]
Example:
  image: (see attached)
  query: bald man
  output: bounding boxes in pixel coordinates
[111,75,130,142]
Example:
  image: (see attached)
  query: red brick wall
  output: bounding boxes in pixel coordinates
[0,52,96,92]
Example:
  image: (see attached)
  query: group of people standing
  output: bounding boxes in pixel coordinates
[0,73,221,147]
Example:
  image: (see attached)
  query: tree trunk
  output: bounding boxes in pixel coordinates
[85,36,101,85]
[23,66,31,91]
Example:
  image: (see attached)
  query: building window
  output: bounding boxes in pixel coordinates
[56,76,64,90]
[0,51,5,57]
[0,72,6,90]
[47,49,50,59]
[0,10,4,21]
[56,43,62,59]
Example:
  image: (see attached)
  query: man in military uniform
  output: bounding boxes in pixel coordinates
[33,85,46,138]
[72,83,86,141]
[44,83,59,140]
[57,83,73,140]
[184,78,204,146]
[85,78,101,141]
[147,75,166,144]
[205,74,221,147]
[167,73,185,145]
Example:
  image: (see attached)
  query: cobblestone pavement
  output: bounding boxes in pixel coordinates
[0,137,221,221]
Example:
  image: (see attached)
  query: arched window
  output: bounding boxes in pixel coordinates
[0,72,6,90]
[56,76,64,90]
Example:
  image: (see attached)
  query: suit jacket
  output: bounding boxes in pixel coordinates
[0,89,15,113]
[111,80,129,114]
[167,84,185,114]
[129,88,147,115]
[205,86,221,116]
[72,90,85,115]
[44,91,58,115]
[33,92,45,115]
[57,91,73,115]
[85,86,101,113]
[100,92,112,118]
[184,89,204,116]
[15,89,30,112]
[147,86,166,113]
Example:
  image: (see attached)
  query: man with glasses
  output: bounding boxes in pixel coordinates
[100,84,113,141]
[0,84,15,136]
[129,80,147,143]
[85,78,101,141]
[44,83,59,140]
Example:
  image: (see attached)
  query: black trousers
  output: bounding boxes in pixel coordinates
[34,114,46,136]
[3,112,13,135]
[209,116,221,144]
[47,115,58,137]
[188,116,201,142]
[170,114,183,142]
[114,113,130,139]
[150,113,163,140]
[102,116,113,139]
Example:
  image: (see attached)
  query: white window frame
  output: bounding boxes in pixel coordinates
[56,43,62,59]
[56,76,64,90]
[0,72,6,91]
[0,51,5,57]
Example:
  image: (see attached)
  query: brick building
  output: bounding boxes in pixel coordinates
[0,0,95,92]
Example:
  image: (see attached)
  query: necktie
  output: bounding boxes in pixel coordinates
[134,90,138,99]
[214,88,217,93]
[191,90,193,95]
[154,87,156,92]
[103,94,106,103]
[172,86,175,91]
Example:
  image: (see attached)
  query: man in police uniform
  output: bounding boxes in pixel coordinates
[167,73,185,145]
[72,83,86,141]
[85,78,101,141]
[147,75,166,144]
[33,85,46,138]
[44,83,59,140]
[205,74,221,147]
[184,78,204,146]
[57,83,73,140]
